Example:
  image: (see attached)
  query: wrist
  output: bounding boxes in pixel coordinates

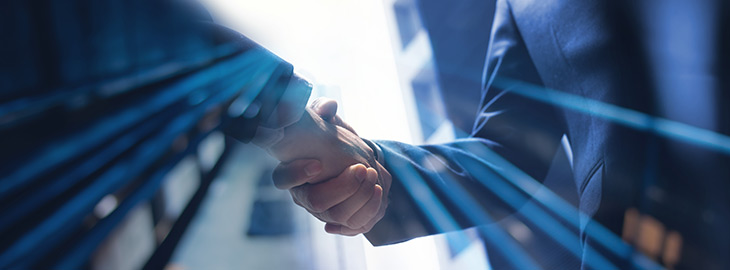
[251,126,285,150]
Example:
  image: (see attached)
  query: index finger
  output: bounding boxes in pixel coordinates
[291,163,369,213]
[272,159,322,189]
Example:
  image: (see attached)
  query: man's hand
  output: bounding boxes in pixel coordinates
[274,162,388,235]
[268,106,374,181]
[268,98,391,236]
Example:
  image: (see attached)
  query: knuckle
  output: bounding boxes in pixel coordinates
[327,209,349,224]
[346,213,367,228]
[291,193,303,207]
[307,196,327,213]
[291,187,310,207]
[346,219,364,229]
[292,198,304,208]
[363,223,375,233]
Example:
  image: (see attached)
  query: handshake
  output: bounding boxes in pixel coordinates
[263,98,392,236]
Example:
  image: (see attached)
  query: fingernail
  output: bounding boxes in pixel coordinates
[304,162,322,177]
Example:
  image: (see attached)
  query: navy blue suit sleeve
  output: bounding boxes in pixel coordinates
[180,0,312,143]
[201,24,311,143]
[364,0,565,246]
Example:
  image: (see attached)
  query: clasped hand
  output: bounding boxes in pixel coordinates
[267,98,391,236]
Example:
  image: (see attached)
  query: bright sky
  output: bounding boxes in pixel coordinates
[201,0,414,143]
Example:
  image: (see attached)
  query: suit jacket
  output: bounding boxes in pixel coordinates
[0,1,310,267]
[365,0,730,269]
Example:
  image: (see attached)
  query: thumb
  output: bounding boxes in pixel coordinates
[310,98,358,135]
[311,97,338,121]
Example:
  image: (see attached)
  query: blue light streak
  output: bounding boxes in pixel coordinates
[493,77,730,156]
